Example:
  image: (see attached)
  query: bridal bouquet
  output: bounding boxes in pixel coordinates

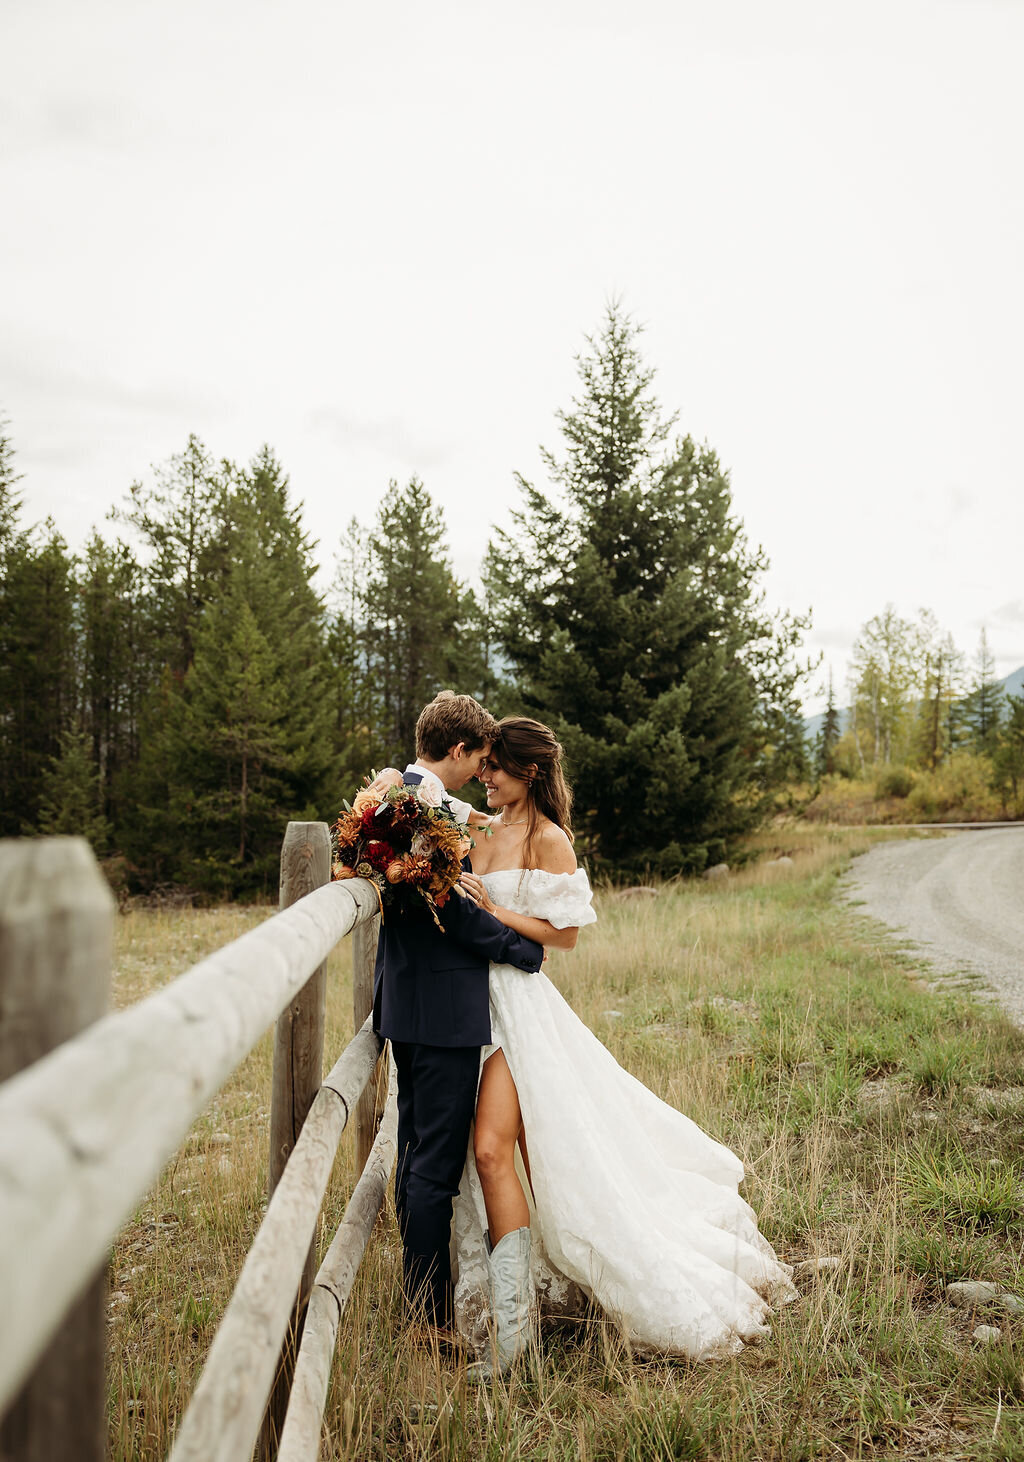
[331,771,472,925]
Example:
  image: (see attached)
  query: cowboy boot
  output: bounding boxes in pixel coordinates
[467,1226,534,1382]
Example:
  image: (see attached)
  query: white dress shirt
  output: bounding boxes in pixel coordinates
[404,763,475,826]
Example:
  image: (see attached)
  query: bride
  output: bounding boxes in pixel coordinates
[451,716,795,1375]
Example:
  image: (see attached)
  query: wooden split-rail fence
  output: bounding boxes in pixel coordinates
[0,823,395,1462]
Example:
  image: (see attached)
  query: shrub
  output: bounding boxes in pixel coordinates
[875,765,916,799]
[907,751,1001,821]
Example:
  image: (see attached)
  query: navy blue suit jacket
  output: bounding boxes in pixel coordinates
[372,773,544,1047]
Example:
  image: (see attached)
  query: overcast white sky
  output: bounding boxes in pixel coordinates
[3,0,1022,712]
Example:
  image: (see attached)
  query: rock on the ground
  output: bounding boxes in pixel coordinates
[602,1010,623,1019]
[946,1280,1001,1307]
[795,1256,843,1277]
[706,996,756,1014]
[973,1325,1003,1343]
[611,885,660,901]
[997,1294,1024,1315]
[702,863,730,881]
[767,856,794,868]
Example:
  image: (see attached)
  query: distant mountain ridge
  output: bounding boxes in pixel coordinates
[803,663,1024,745]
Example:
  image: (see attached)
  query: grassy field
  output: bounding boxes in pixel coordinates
[106,827,1024,1461]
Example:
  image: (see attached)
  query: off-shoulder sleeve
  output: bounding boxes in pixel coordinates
[524,868,598,929]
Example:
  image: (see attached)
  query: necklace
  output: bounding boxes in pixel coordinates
[495,813,528,827]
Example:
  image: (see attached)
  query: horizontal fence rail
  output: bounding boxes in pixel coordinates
[278,1065,399,1462]
[168,1020,384,1462]
[0,852,381,1419]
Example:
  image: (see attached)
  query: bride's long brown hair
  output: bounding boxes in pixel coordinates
[491,717,573,872]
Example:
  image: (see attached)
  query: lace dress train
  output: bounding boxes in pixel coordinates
[452,868,795,1360]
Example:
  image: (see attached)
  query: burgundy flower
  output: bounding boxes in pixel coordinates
[364,840,394,872]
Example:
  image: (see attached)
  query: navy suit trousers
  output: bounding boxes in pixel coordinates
[391,1039,480,1326]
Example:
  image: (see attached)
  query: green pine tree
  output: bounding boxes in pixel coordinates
[78,531,153,832]
[230,445,335,818]
[169,583,290,894]
[816,669,842,778]
[0,417,25,826]
[126,445,335,896]
[0,414,23,553]
[0,518,78,836]
[992,693,1024,817]
[954,628,1004,755]
[485,302,811,872]
[113,433,229,679]
[33,728,112,851]
[363,477,469,765]
[328,516,380,790]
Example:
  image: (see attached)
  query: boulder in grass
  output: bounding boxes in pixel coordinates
[702,864,730,881]
[946,1281,1001,1308]
[973,1325,1002,1344]
[611,886,660,901]
[795,1256,843,1278]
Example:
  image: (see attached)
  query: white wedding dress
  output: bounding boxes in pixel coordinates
[452,867,796,1360]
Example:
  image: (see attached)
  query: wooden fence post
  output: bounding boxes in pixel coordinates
[260,821,331,1460]
[0,837,113,1462]
[352,910,383,1172]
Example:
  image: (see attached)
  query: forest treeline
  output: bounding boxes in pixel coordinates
[810,606,1024,822]
[0,306,813,898]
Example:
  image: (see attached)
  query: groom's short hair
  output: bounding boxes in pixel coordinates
[415,691,499,760]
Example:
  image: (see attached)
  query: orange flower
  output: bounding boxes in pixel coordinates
[405,854,432,884]
[333,818,361,850]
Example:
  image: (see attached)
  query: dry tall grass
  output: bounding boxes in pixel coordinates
[105,830,1024,1461]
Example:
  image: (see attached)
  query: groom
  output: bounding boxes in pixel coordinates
[372,690,544,1336]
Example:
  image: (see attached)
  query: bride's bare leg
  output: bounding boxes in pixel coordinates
[474,1049,529,1244]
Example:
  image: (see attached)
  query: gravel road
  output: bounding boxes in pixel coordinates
[843,828,1024,1022]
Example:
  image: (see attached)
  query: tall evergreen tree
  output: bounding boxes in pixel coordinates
[816,668,842,778]
[0,518,78,836]
[33,728,112,851]
[0,418,25,826]
[0,415,23,553]
[328,516,379,790]
[167,575,290,893]
[954,628,1004,754]
[125,446,335,895]
[363,477,467,766]
[78,531,153,827]
[231,445,336,816]
[113,433,228,680]
[993,693,1024,816]
[484,303,810,872]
